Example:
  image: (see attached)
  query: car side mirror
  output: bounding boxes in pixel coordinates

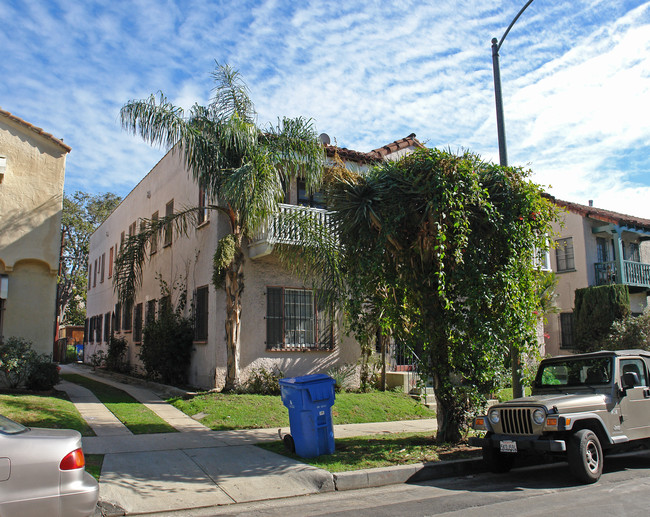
[622,372,640,390]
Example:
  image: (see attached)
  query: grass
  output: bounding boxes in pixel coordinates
[0,391,95,436]
[258,431,480,472]
[169,390,435,430]
[61,374,176,434]
[85,454,104,481]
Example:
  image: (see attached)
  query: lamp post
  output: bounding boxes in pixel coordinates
[491,0,535,398]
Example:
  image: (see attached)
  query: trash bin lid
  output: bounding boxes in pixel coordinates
[279,374,333,386]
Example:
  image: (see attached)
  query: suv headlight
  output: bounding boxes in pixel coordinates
[532,408,546,425]
[488,409,500,424]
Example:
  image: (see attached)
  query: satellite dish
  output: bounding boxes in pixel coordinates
[319,133,331,145]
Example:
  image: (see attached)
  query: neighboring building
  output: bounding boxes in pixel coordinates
[85,134,422,389]
[545,199,650,356]
[0,108,70,354]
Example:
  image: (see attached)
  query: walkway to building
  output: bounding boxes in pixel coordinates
[56,364,438,516]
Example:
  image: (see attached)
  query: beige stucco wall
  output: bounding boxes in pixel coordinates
[87,149,362,390]
[0,115,67,354]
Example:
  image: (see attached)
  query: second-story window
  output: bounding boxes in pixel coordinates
[555,237,575,272]
[164,200,174,247]
[100,253,105,283]
[198,187,208,225]
[625,242,640,262]
[297,179,326,209]
[151,212,158,254]
[596,237,610,263]
[108,246,114,278]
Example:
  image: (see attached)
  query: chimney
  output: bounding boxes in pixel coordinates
[588,200,593,207]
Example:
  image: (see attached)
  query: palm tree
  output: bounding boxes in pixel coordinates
[114,63,324,390]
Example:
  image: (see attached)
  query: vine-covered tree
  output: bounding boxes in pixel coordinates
[114,63,324,391]
[281,148,559,442]
[58,191,121,325]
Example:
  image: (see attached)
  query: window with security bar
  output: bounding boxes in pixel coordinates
[555,237,575,272]
[266,287,333,350]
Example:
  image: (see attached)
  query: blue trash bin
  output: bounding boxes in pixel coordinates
[279,374,336,458]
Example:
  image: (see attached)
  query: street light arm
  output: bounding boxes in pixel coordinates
[496,0,535,51]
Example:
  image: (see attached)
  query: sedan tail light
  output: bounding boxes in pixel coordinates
[60,448,85,470]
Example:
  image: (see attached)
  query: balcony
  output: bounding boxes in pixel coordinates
[595,260,650,290]
[248,203,331,259]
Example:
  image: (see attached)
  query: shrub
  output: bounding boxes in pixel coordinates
[140,308,194,386]
[90,350,106,370]
[66,345,79,363]
[27,359,60,391]
[603,306,650,351]
[241,366,283,395]
[574,284,630,352]
[0,337,39,388]
[106,336,130,373]
[327,364,356,393]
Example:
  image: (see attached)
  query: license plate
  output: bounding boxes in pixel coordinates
[500,440,517,453]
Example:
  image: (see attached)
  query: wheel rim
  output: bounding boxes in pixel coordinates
[585,439,599,473]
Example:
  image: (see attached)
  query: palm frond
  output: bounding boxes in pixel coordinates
[210,62,256,123]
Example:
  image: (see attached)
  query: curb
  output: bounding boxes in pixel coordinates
[333,457,485,491]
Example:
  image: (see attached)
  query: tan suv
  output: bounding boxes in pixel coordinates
[471,350,650,483]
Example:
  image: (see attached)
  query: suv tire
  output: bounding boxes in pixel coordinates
[568,429,602,483]
[483,435,516,473]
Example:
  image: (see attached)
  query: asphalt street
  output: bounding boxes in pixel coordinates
[140,451,650,516]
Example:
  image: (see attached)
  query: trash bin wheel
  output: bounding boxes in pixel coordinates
[283,434,295,453]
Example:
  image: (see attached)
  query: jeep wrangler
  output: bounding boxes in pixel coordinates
[470,350,650,483]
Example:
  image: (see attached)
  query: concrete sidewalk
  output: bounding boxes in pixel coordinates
[57,364,455,516]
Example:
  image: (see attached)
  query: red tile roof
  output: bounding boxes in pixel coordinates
[324,133,423,164]
[0,107,71,153]
[555,198,650,232]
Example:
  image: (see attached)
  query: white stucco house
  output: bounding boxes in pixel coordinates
[85,134,423,389]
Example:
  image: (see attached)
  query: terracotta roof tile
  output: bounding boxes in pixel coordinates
[0,107,71,153]
[324,133,423,164]
[555,198,650,232]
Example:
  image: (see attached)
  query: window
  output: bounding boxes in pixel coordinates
[114,303,121,333]
[297,179,326,209]
[100,253,105,283]
[95,315,102,344]
[122,302,132,332]
[108,246,114,278]
[194,286,209,341]
[164,200,174,247]
[620,358,647,386]
[120,231,125,252]
[626,242,640,263]
[133,303,143,344]
[88,317,94,343]
[93,259,98,287]
[596,237,609,263]
[560,313,575,349]
[88,263,92,290]
[151,212,159,254]
[146,299,156,325]
[128,221,136,238]
[266,287,333,351]
[84,318,89,344]
[104,312,111,342]
[555,237,575,272]
[198,187,209,225]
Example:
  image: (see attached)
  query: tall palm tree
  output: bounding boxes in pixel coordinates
[114,63,324,390]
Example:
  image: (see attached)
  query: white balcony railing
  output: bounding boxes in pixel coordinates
[248,203,331,259]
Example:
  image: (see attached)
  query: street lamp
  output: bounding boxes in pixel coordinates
[491,0,535,398]
[491,0,535,167]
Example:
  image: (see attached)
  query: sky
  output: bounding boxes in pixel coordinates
[2,0,650,217]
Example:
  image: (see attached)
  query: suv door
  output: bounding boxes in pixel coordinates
[618,357,650,440]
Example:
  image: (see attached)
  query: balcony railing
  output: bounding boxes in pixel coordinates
[595,260,650,289]
[248,203,331,259]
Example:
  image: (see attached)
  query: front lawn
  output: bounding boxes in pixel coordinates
[258,431,479,472]
[169,391,435,431]
[61,374,176,434]
[0,391,94,436]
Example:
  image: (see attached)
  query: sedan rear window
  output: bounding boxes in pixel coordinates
[0,415,27,435]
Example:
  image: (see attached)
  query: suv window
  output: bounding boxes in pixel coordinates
[620,358,647,386]
[536,357,612,387]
